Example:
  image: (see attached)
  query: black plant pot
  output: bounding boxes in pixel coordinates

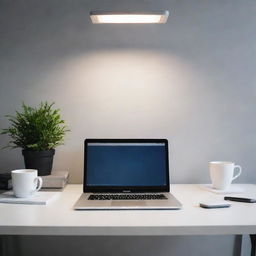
[22,149,55,176]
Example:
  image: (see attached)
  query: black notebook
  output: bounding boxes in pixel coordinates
[0,173,12,190]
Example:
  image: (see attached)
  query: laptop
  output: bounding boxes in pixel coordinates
[74,139,182,210]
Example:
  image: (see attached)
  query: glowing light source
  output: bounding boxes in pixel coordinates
[90,11,169,24]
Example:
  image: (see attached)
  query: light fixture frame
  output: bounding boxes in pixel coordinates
[90,10,169,24]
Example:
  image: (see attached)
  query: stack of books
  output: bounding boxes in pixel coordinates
[0,191,60,205]
[41,170,69,189]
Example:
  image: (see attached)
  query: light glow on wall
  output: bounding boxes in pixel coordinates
[90,11,169,24]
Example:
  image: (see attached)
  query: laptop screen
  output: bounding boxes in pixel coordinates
[84,139,169,192]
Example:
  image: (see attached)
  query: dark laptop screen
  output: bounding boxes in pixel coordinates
[85,142,167,187]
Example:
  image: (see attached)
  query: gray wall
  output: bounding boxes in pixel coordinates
[0,0,255,255]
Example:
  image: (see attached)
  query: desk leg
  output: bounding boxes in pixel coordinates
[251,235,256,256]
[0,236,4,256]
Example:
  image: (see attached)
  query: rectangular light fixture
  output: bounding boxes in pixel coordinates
[90,11,169,24]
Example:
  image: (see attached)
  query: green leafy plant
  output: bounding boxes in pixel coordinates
[1,102,69,151]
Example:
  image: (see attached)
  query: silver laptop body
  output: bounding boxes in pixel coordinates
[74,139,182,210]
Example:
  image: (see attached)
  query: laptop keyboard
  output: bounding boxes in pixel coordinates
[88,194,167,200]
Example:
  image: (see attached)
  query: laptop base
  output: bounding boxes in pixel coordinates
[74,192,182,210]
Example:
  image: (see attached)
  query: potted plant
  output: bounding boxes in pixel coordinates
[1,102,69,176]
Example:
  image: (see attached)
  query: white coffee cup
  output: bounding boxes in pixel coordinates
[11,169,43,198]
[209,161,242,190]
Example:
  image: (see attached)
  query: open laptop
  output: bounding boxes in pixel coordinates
[74,139,182,210]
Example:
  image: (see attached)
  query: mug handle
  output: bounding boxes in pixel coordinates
[34,177,43,191]
[232,165,242,180]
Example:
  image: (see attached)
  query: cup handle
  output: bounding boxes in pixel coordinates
[232,165,242,180]
[34,177,43,191]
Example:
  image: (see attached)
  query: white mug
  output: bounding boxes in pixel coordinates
[11,169,43,198]
[209,161,242,190]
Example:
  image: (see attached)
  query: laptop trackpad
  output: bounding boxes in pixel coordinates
[111,201,146,207]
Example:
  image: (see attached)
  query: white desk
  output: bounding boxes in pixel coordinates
[0,184,255,254]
